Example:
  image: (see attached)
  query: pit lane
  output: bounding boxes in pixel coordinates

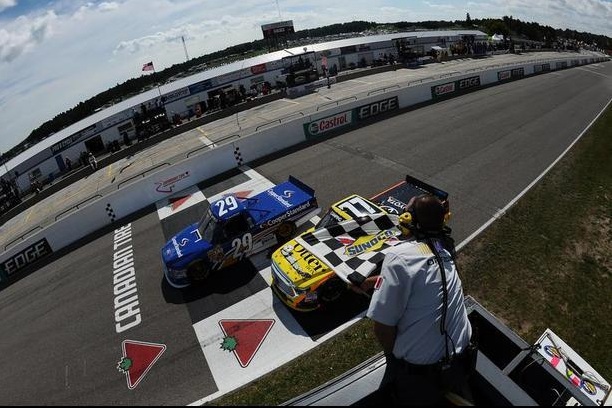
[0,61,609,405]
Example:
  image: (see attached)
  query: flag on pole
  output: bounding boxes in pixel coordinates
[142,61,154,72]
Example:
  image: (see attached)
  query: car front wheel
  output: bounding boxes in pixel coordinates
[187,260,211,281]
[317,277,346,305]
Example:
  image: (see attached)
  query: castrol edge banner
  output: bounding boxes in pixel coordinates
[304,110,353,138]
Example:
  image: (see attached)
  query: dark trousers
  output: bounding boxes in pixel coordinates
[382,354,474,406]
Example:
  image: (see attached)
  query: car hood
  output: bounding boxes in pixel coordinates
[272,239,332,288]
[162,224,211,267]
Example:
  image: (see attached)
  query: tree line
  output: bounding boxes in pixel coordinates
[2,16,610,161]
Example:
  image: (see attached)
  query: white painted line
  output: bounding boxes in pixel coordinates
[457,97,612,252]
[155,185,206,220]
[577,67,610,79]
[199,136,216,147]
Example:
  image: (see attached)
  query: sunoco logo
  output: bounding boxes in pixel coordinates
[306,111,352,137]
[345,230,398,256]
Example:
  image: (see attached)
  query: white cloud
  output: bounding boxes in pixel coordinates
[423,1,457,11]
[0,11,57,63]
[98,2,120,12]
[0,0,16,13]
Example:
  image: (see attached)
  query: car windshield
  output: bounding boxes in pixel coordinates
[197,210,217,242]
[315,208,343,229]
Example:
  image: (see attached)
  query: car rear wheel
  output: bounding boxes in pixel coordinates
[187,260,211,281]
[317,277,346,305]
[276,221,297,241]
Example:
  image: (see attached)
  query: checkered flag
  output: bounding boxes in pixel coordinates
[295,213,406,284]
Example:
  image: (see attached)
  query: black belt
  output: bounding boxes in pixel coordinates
[393,357,440,375]
[393,349,474,376]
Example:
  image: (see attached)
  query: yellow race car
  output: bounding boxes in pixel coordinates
[270,175,450,311]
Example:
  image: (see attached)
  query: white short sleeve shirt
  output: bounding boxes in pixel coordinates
[366,239,472,365]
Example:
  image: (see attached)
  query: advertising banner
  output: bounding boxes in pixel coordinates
[457,76,481,90]
[497,70,512,81]
[251,64,267,75]
[304,111,353,139]
[355,96,399,120]
[188,79,213,95]
[431,75,481,98]
[511,68,525,78]
[163,87,190,104]
[1,238,53,278]
[50,125,98,154]
[431,81,456,98]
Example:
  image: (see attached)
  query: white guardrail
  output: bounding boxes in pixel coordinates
[0,54,608,283]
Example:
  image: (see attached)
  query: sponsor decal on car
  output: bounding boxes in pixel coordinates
[208,245,224,263]
[344,229,399,256]
[293,244,327,274]
[171,237,188,257]
[262,201,313,228]
[336,236,356,246]
[266,188,294,208]
[280,244,311,278]
[379,195,408,214]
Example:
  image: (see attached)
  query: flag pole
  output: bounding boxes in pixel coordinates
[152,64,162,99]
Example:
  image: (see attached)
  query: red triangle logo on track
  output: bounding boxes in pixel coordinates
[117,340,166,390]
[169,195,191,211]
[219,319,275,368]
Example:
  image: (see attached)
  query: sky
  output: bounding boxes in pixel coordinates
[0,0,611,153]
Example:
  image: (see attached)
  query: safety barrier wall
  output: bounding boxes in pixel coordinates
[0,54,608,283]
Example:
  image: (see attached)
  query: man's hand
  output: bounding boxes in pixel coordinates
[348,276,379,297]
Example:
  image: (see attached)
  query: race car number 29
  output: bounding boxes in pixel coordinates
[232,233,253,258]
[216,196,239,216]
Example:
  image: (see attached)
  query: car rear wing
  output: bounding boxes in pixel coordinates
[404,174,448,201]
[288,175,316,197]
[370,174,449,216]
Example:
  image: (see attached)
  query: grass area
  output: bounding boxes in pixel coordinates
[208,105,612,405]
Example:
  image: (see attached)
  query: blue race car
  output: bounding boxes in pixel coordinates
[161,176,319,288]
